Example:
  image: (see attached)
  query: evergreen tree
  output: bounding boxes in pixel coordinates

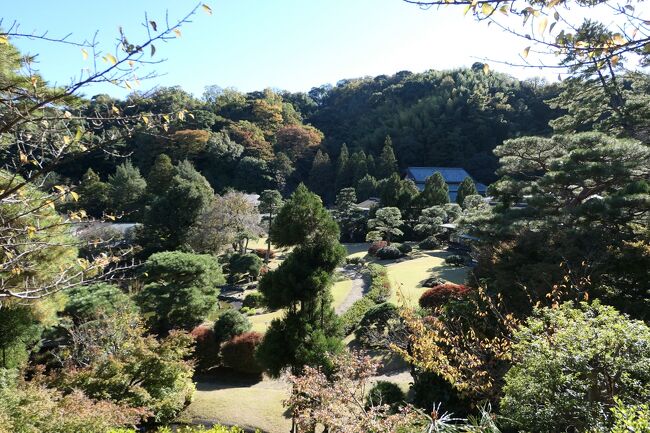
[356,174,379,201]
[335,143,353,191]
[333,188,366,242]
[257,184,346,376]
[308,149,334,202]
[146,154,176,197]
[138,160,213,255]
[258,189,284,263]
[417,172,450,208]
[367,207,404,243]
[366,154,377,178]
[456,176,478,206]
[108,161,147,221]
[349,150,369,186]
[77,168,110,218]
[376,136,399,179]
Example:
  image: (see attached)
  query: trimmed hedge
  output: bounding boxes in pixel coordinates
[243,291,265,308]
[190,324,219,371]
[396,243,412,255]
[418,283,471,310]
[254,247,275,259]
[419,236,440,250]
[366,381,406,410]
[213,310,251,343]
[445,254,465,266]
[376,245,401,260]
[339,264,392,335]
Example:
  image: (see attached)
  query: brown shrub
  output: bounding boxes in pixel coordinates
[220,331,264,375]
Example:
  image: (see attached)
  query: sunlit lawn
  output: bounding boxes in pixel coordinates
[184,378,291,433]
[387,250,468,305]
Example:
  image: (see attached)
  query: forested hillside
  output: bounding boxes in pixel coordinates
[56,66,559,202]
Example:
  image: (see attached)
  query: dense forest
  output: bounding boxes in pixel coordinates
[1,1,649,433]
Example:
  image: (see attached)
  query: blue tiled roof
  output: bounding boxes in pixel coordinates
[406,167,473,183]
[406,167,488,196]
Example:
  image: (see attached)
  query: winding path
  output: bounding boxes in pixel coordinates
[335,267,370,315]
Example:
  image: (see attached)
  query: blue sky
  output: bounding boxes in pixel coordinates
[3,0,556,99]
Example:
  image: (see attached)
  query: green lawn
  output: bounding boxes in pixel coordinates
[386,250,468,305]
[184,378,291,433]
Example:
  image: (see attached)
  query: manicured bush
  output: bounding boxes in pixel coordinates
[366,381,405,411]
[220,331,264,375]
[243,291,265,308]
[418,283,471,310]
[419,236,440,250]
[355,302,399,347]
[190,324,219,371]
[367,264,391,303]
[345,256,365,266]
[501,302,650,433]
[213,310,251,343]
[228,253,263,282]
[368,240,388,256]
[445,254,465,266]
[375,245,401,260]
[395,243,412,255]
[254,247,275,259]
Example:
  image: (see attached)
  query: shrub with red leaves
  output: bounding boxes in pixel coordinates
[220,331,264,375]
[254,248,276,259]
[418,283,471,310]
[190,325,219,371]
[368,241,388,256]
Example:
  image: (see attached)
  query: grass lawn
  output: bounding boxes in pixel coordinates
[184,377,291,433]
[387,250,468,305]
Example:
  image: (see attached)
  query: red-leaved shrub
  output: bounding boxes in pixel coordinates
[254,248,276,259]
[368,241,388,256]
[418,283,471,310]
[220,331,264,375]
[190,325,219,371]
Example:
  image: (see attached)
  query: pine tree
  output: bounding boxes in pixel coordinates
[456,176,478,206]
[417,172,449,208]
[108,161,147,221]
[349,150,369,186]
[77,168,110,218]
[376,136,398,179]
[146,154,176,197]
[308,149,334,202]
[257,184,345,376]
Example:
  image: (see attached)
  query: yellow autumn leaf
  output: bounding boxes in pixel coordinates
[611,55,620,66]
[70,191,79,202]
[19,152,28,164]
[105,53,117,65]
[54,185,66,193]
[522,46,531,58]
[202,3,212,15]
[0,35,8,45]
[612,33,625,45]
[178,110,186,121]
[112,105,121,115]
[74,127,83,142]
[481,3,494,15]
[81,48,89,60]
[64,111,72,119]
[124,81,132,90]
[483,63,490,74]
[173,28,182,38]
[63,136,71,145]
[537,16,549,35]
[142,115,150,125]
[547,0,562,8]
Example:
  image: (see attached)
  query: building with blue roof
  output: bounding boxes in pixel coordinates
[404,167,488,202]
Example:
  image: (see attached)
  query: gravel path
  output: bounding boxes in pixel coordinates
[335,267,370,315]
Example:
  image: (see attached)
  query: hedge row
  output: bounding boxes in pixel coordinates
[339,264,392,335]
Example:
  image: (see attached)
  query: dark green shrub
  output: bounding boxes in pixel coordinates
[423,276,446,287]
[355,303,398,347]
[366,381,405,411]
[339,297,376,335]
[64,283,136,323]
[346,256,365,266]
[213,310,251,343]
[445,254,465,266]
[220,331,264,375]
[376,245,401,260]
[242,292,265,308]
[228,253,263,282]
[419,236,440,250]
[396,243,412,255]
